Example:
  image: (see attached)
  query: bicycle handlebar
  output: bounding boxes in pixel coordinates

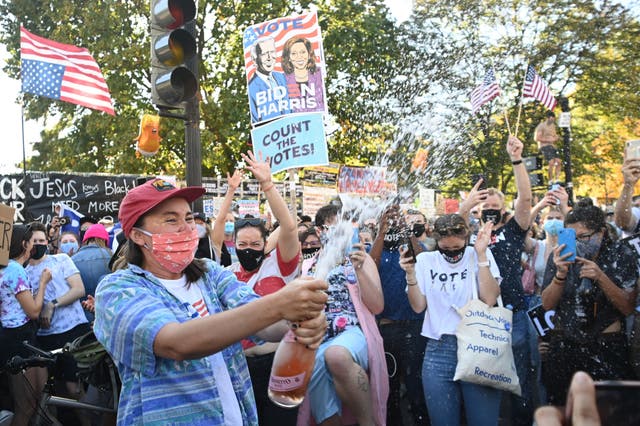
[6,354,56,374]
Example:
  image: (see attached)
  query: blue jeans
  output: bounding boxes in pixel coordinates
[422,334,502,426]
[506,310,534,426]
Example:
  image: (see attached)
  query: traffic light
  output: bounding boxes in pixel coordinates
[150,0,197,108]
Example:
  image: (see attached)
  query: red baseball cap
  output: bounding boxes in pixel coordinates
[82,223,109,243]
[118,178,205,237]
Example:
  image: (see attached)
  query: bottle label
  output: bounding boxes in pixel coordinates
[269,372,306,392]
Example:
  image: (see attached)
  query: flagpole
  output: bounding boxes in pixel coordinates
[488,62,511,135]
[514,62,529,137]
[20,99,29,212]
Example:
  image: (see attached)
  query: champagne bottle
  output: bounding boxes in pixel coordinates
[268,329,317,408]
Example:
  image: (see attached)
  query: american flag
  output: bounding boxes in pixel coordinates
[523,65,556,111]
[20,26,115,115]
[470,68,501,114]
[242,11,325,82]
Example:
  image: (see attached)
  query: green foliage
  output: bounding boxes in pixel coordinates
[1,0,638,201]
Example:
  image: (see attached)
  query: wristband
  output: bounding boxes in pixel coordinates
[511,159,523,166]
[407,281,418,287]
[51,298,58,308]
[261,182,275,192]
[554,274,566,281]
[477,261,490,267]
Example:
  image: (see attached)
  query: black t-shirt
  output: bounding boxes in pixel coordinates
[541,238,638,342]
[472,218,528,312]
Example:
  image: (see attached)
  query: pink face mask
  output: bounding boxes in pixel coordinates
[136,228,199,273]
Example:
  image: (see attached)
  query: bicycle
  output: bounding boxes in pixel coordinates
[5,332,119,426]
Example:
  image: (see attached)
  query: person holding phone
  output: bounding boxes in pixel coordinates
[297,203,387,426]
[399,214,501,426]
[458,135,535,426]
[369,205,430,425]
[540,204,638,405]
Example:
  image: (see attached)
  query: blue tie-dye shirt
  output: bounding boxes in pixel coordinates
[0,260,32,328]
[94,260,262,425]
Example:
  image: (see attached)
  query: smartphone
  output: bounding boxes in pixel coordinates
[557,228,576,262]
[595,380,640,425]
[625,139,640,160]
[402,240,417,263]
[348,227,360,254]
[470,173,487,190]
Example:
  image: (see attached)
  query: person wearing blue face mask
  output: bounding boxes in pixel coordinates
[541,204,638,406]
[58,231,80,256]
[212,170,242,266]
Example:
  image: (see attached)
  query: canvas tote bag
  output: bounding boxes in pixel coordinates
[452,266,521,395]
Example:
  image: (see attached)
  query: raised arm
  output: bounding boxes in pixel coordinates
[242,151,299,262]
[212,170,243,251]
[399,246,426,313]
[615,158,640,232]
[349,243,384,314]
[508,135,533,230]
[458,179,489,226]
[474,222,499,306]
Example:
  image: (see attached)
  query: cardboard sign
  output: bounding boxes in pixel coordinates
[0,203,16,266]
[251,113,328,174]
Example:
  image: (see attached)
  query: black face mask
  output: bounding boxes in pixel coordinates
[302,247,320,260]
[481,209,502,225]
[412,223,426,238]
[236,248,265,271]
[383,228,403,250]
[31,244,48,260]
[437,246,465,264]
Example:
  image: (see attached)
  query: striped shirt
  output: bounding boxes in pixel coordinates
[94,260,261,425]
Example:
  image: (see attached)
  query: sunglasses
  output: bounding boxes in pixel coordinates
[433,225,467,238]
[235,218,263,230]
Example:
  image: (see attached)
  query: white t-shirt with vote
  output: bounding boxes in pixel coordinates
[414,247,501,340]
[158,276,242,425]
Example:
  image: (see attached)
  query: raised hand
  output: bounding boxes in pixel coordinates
[227,169,243,191]
[241,151,272,184]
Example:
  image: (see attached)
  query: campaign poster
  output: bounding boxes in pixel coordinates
[250,113,328,174]
[243,11,327,126]
[337,166,387,196]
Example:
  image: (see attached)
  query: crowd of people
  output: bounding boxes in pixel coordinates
[1,136,639,426]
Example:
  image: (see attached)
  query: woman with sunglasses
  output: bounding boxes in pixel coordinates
[227,151,302,426]
[1,224,52,426]
[399,214,502,426]
[540,204,638,405]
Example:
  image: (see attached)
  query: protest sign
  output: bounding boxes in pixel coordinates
[0,203,16,266]
[302,163,340,188]
[238,199,261,217]
[251,113,328,174]
[337,166,387,196]
[0,172,140,226]
[243,11,327,125]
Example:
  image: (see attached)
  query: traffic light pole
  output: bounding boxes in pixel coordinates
[559,97,573,206]
[184,19,202,213]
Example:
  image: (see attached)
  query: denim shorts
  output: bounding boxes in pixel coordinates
[308,326,368,423]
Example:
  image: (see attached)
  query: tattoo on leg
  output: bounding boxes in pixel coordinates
[356,368,369,392]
